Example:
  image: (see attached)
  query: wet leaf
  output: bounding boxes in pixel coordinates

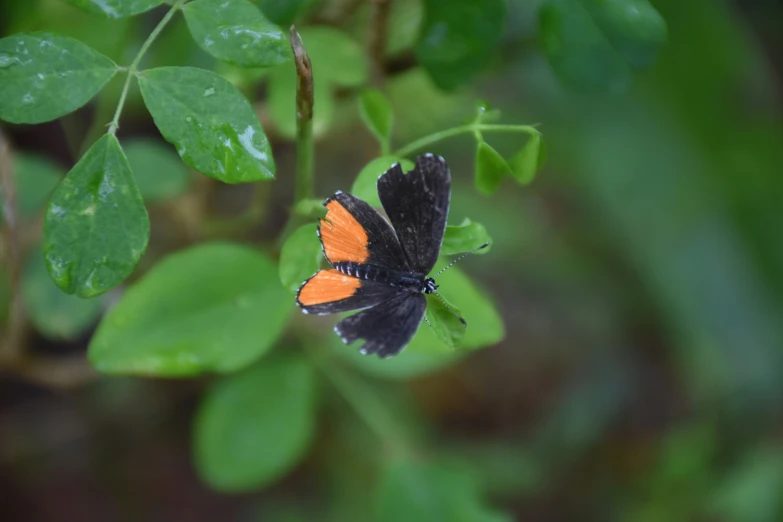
[442,218,492,256]
[0,32,117,124]
[359,89,393,151]
[88,242,292,376]
[21,245,103,340]
[123,138,191,203]
[194,355,316,492]
[474,141,512,195]
[183,0,290,68]
[414,0,506,90]
[63,0,163,18]
[539,0,667,93]
[279,224,322,292]
[139,66,275,182]
[43,134,149,298]
[351,156,414,209]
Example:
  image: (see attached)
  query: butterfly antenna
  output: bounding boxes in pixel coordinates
[431,290,467,327]
[432,242,490,279]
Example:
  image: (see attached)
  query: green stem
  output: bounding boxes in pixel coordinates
[108,2,183,135]
[394,123,539,158]
[295,122,314,202]
[290,26,315,204]
[311,352,410,456]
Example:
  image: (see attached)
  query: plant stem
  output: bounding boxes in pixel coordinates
[394,123,540,158]
[367,0,391,86]
[0,128,25,364]
[310,351,410,456]
[108,2,184,135]
[290,26,315,204]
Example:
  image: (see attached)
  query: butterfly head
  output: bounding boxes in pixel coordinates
[422,278,438,294]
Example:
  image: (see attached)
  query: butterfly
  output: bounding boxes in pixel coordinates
[296,153,487,358]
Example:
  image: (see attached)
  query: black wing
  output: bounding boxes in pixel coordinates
[319,191,410,271]
[377,154,451,275]
[334,292,427,358]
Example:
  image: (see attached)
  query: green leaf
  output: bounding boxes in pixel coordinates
[123,138,191,203]
[474,141,512,195]
[442,218,492,256]
[62,0,163,18]
[279,224,321,292]
[5,154,63,218]
[359,89,393,151]
[21,245,103,340]
[43,134,149,298]
[138,66,275,183]
[376,459,511,522]
[351,156,414,209]
[266,27,368,138]
[0,32,117,124]
[183,0,290,68]
[539,0,668,93]
[508,132,543,185]
[332,340,459,380]
[88,242,292,376]
[425,293,464,350]
[194,355,316,492]
[414,0,506,90]
[293,198,327,219]
[256,0,312,26]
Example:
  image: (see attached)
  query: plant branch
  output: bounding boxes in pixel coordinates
[367,0,392,86]
[308,349,410,457]
[108,1,184,135]
[394,124,540,158]
[0,127,25,364]
[290,25,315,204]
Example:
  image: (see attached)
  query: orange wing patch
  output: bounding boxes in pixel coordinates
[298,269,361,306]
[320,199,369,263]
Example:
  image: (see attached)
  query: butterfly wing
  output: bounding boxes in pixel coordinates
[319,191,410,270]
[334,292,426,358]
[377,154,451,275]
[297,269,406,315]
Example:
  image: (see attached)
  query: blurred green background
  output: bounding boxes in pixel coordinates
[2,0,783,520]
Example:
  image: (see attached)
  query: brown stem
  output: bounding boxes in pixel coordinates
[368,0,392,86]
[0,127,26,364]
[290,25,314,205]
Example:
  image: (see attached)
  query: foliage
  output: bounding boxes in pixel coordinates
[8,1,780,521]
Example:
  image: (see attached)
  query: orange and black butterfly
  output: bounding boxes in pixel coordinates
[296,153,487,358]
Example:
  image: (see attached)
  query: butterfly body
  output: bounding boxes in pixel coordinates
[296,154,452,358]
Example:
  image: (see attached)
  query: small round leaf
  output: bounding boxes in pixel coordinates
[358,89,393,150]
[194,355,317,492]
[442,218,492,256]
